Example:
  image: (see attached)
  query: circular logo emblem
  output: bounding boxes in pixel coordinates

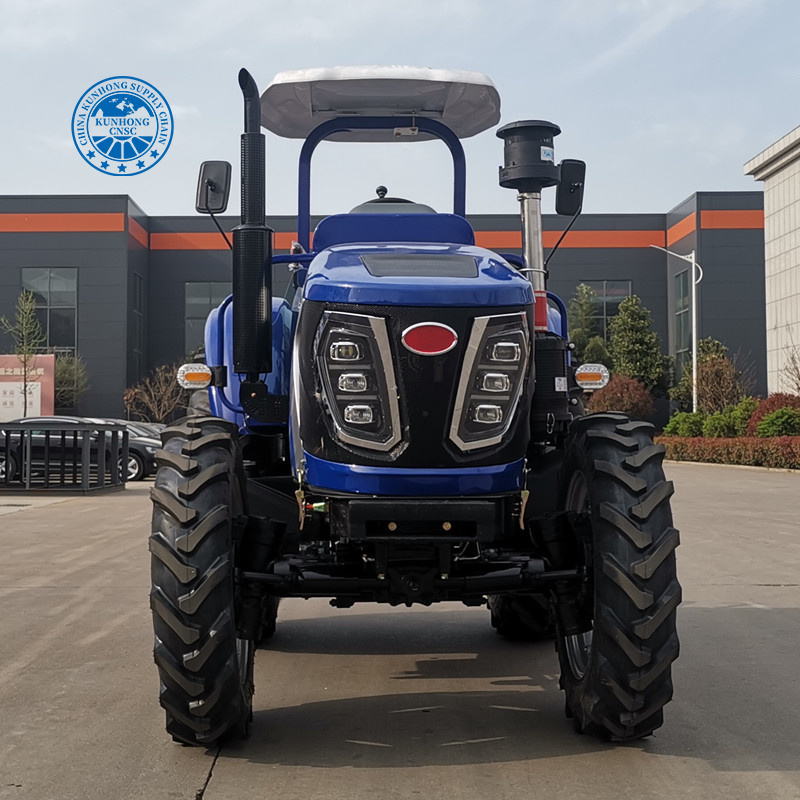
[71,76,173,175]
[401,323,458,356]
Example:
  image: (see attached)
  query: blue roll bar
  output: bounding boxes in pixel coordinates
[297,116,467,251]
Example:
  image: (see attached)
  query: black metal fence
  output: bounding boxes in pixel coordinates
[0,422,129,493]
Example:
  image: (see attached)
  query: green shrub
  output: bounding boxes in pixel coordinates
[756,407,800,437]
[702,411,736,438]
[586,375,654,418]
[699,397,759,438]
[663,411,705,437]
[583,335,613,370]
[656,435,800,469]
[746,393,800,436]
[731,396,759,437]
[662,415,679,436]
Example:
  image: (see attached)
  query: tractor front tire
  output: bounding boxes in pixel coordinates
[557,413,680,741]
[488,594,553,640]
[149,415,254,746]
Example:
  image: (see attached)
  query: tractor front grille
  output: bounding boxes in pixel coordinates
[294,300,533,469]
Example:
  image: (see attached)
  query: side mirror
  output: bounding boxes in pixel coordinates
[195,161,231,214]
[555,159,586,216]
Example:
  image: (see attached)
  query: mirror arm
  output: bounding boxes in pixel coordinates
[200,177,232,249]
[209,208,233,250]
[544,203,582,270]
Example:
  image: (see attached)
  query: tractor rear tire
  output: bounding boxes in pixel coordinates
[556,413,680,741]
[488,594,553,640]
[149,415,255,746]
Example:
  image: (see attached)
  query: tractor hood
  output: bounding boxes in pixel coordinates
[302,243,533,307]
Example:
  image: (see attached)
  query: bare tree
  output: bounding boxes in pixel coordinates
[783,325,800,395]
[123,363,190,423]
[0,290,47,417]
[670,337,755,413]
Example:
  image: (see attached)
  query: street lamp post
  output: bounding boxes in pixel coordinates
[650,244,704,412]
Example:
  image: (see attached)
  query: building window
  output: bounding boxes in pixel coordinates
[21,268,78,352]
[674,269,690,377]
[185,282,232,356]
[581,280,632,340]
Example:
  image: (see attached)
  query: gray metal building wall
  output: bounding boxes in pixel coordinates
[0,195,134,417]
[664,191,766,394]
[0,191,767,418]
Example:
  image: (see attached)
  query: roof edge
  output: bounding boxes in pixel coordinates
[745,124,800,180]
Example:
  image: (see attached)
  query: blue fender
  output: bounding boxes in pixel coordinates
[204,295,293,429]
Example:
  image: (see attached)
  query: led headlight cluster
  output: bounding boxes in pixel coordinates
[449,312,530,451]
[315,311,401,452]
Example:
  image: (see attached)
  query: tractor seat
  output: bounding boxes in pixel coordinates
[314,186,475,250]
[313,212,475,250]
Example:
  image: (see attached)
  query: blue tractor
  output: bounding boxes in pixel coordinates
[149,66,680,746]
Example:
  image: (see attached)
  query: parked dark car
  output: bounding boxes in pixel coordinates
[86,418,161,481]
[2,416,158,482]
[0,446,15,481]
[1,416,122,482]
[109,419,165,440]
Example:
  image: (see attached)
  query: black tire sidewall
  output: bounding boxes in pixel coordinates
[555,413,680,740]
[151,417,252,744]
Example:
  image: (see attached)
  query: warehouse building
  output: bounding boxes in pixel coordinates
[0,190,765,417]
[746,126,800,393]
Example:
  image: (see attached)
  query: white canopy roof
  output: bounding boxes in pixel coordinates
[259,66,501,142]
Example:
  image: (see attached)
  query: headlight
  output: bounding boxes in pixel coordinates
[449,312,530,451]
[315,311,402,452]
[144,445,157,454]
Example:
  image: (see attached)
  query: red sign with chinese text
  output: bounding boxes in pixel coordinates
[0,354,55,421]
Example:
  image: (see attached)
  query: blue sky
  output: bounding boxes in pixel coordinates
[1,0,795,218]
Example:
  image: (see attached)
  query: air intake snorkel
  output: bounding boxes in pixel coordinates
[497,121,587,439]
[497,120,561,334]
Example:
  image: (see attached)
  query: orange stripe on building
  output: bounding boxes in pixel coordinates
[149,230,300,251]
[666,212,696,246]
[700,209,764,229]
[474,230,522,248]
[274,231,299,249]
[150,232,231,250]
[545,230,665,249]
[477,229,665,249]
[128,216,149,247]
[0,212,126,233]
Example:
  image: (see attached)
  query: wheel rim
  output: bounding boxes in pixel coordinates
[564,469,593,680]
[125,455,140,480]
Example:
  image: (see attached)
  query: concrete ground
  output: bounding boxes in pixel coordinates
[0,463,798,800]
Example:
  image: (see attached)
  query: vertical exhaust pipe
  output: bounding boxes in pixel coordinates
[233,68,272,380]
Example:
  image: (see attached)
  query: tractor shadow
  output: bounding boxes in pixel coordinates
[217,603,800,772]
[222,606,618,768]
